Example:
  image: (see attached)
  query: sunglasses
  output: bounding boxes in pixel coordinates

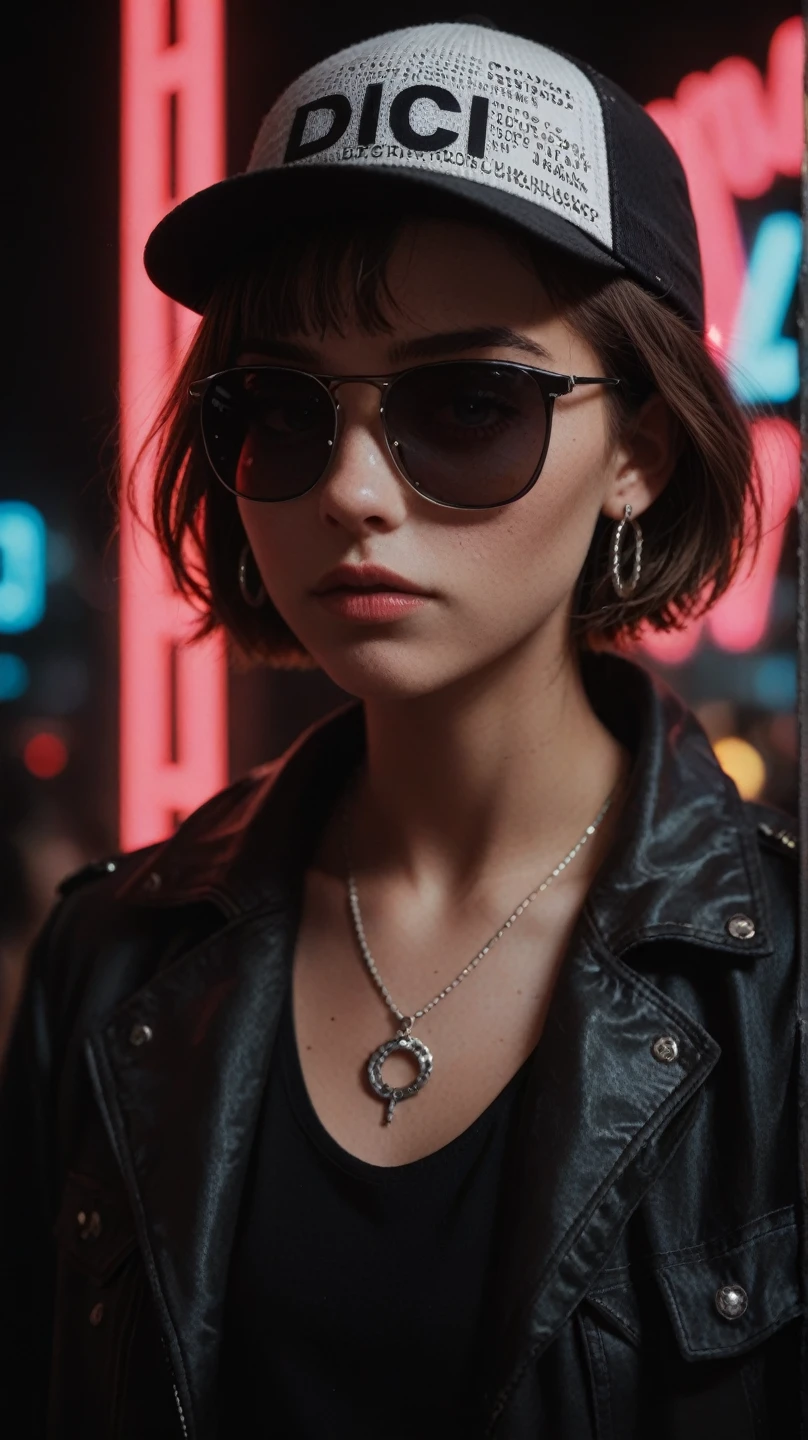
[189,360,620,511]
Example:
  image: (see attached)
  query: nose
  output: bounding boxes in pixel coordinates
[317,379,410,533]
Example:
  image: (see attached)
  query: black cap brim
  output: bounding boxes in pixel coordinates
[144,163,626,314]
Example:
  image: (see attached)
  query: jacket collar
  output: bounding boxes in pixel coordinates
[113,650,773,962]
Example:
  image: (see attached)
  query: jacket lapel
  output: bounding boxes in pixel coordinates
[479,911,720,1433]
[85,904,300,1440]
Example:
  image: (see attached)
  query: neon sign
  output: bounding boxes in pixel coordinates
[646,18,801,362]
[119,0,226,848]
[640,16,801,667]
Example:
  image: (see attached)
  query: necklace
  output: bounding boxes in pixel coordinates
[343,784,615,1125]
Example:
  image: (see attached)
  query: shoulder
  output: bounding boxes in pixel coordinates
[54,847,159,899]
[53,758,282,903]
[33,764,278,1019]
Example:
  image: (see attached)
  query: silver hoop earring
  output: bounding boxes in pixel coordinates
[611,504,643,598]
[238,542,267,608]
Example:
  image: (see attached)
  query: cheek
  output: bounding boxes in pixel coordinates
[237,498,314,597]
[472,419,608,611]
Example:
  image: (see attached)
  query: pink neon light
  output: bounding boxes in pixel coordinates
[639,417,800,665]
[639,18,801,669]
[119,0,227,849]
[645,17,802,365]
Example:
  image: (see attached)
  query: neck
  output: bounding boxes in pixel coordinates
[346,630,631,899]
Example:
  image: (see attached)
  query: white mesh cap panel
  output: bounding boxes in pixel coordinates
[248,23,613,251]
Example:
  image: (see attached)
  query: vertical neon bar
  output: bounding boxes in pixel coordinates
[119,0,227,849]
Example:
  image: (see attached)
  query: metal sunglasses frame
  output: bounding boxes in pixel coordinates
[188,359,621,511]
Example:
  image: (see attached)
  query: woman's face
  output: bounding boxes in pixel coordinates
[236,219,656,700]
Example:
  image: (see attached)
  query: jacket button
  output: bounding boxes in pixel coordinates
[715,1283,748,1319]
[726,913,756,940]
[129,1023,154,1046]
[89,1302,105,1326]
[651,1035,679,1063]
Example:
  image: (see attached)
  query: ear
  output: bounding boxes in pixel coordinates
[601,392,682,521]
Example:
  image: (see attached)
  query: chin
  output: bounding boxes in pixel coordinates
[303,635,481,703]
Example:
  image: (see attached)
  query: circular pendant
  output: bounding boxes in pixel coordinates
[366,1032,433,1124]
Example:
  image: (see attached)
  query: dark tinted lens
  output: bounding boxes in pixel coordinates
[201,369,335,500]
[384,363,548,506]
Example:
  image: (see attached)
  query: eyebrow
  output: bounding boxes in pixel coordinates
[389,327,553,364]
[237,326,553,368]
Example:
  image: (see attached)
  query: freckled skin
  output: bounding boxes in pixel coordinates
[237,218,673,706]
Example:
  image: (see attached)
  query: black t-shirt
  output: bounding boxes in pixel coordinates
[220,982,535,1438]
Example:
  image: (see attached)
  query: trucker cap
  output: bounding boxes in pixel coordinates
[144,20,704,332]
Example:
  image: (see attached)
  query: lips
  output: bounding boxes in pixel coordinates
[312,564,429,596]
[311,562,433,624]
[314,589,430,622]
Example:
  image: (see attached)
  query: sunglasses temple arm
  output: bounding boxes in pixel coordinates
[570,376,622,387]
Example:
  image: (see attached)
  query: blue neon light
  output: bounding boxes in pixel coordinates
[752,653,797,710]
[730,211,801,406]
[0,652,29,701]
[0,501,47,633]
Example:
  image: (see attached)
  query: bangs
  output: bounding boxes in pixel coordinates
[209,215,414,354]
[205,208,546,357]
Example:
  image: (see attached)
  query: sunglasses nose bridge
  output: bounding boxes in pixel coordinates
[320,376,410,492]
[326,376,389,399]
[324,375,393,442]
[325,376,388,427]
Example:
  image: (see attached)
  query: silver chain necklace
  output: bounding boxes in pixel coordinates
[342,784,615,1125]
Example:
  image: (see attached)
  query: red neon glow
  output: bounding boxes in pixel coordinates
[639,417,800,665]
[119,0,226,849]
[23,732,69,779]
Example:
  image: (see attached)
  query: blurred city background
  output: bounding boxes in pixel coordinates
[0,0,800,1055]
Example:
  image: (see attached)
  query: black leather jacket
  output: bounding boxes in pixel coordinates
[1,653,804,1439]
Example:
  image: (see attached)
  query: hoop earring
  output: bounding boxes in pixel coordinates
[611,503,643,597]
[238,541,267,608]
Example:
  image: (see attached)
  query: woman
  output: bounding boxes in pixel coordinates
[0,19,802,1440]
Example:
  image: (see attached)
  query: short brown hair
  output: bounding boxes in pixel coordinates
[121,212,761,671]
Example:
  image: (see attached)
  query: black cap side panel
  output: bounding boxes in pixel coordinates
[578,65,704,332]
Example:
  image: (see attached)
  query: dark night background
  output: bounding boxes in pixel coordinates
[0,0,799,1032]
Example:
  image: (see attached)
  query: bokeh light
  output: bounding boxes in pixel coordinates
[713,735,767,799]
[22,731,69,779]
